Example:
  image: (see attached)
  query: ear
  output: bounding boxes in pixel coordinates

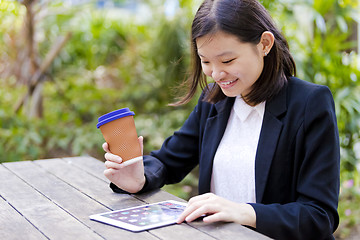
[258,31,274,57]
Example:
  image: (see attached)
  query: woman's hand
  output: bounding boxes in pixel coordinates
[177,193,256,228]
[103,136,146,193]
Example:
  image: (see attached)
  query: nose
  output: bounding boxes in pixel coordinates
[211,69,226,82]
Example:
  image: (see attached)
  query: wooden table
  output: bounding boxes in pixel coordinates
[0,156,270,240]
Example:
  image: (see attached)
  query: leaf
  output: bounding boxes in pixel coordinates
[336,16,348,33]
[315,13,327,33]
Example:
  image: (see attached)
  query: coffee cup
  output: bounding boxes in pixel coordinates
[97,108,142,166]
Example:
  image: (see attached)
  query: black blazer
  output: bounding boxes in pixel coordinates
[111,77,340,240]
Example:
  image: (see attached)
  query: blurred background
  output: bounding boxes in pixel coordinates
[0,0,359,238]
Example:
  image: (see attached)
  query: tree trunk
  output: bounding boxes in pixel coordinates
[14,0,71,119]
[23,0,43,118]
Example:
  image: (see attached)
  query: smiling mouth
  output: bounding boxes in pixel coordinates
[218,79,238,86]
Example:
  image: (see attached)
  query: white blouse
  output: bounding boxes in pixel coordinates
[210,96,265,203]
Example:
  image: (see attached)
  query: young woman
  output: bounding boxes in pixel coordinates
[102,0,340,239]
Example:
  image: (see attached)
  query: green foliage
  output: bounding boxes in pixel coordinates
[270,1,360,237]
[276,0,360,174]
[0,0,196,162]
[40,3,128,71]
[0,106,44,162]
[337,173,360,238]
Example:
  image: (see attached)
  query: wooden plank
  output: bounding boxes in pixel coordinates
[35,158,218,239]
[61,156,189,202]
[64,157,186,204]
[61,156,109,183]
[0,164,103,240]
[0,158,270,239]
[0,197,47,240]
[134,188,186,204]
[34,158,142,210]
[65,157,270,239]
[4,160,158,240]
[135,190,218,240]
[138,191,269,239]
[64,157,268,239]
[188,221,271,240]
[150,222,216,240]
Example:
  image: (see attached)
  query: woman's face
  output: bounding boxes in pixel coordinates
[196,31,265,98]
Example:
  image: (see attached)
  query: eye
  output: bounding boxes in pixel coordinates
[222,58,235,64]
[201,60,210,64]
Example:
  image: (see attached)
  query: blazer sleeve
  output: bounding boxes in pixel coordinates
[249,85,340,240]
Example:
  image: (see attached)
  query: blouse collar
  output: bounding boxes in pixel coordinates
[233,96,265,122]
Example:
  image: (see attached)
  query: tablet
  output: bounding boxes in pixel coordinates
[89,200,187,232]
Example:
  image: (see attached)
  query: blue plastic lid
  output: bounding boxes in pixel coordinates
[96,108,135,128]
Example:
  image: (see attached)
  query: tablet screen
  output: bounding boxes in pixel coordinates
[90,200,187,232]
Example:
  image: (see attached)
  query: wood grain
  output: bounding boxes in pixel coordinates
[0,157,270,240]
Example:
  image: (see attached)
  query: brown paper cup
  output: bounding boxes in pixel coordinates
[97,108,142,166]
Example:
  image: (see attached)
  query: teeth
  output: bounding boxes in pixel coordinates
[221,80,236,85]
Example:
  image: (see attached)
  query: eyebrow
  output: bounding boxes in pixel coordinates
[198,51,234,58]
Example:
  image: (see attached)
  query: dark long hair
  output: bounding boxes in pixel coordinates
[173,0,296,105]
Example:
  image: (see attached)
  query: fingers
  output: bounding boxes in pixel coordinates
[188,192,213,204]
[103,136,143,156]
[138,136,144,155]
[104,160,124,170]
[103,137,143,170]
[177,193,216,223]
[102,142,109,152]
[202,212,226,223]
[178,194,256,227]
[182,204,214,223]
[104,168,117,177]
[104,152,123,164]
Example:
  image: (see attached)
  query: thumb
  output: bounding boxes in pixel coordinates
[102,142,110,153]
[138,136,144,155]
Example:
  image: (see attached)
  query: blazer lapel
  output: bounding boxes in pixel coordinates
[198,84,287,197]
[255,85,287,202]
[198,97,234,194]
